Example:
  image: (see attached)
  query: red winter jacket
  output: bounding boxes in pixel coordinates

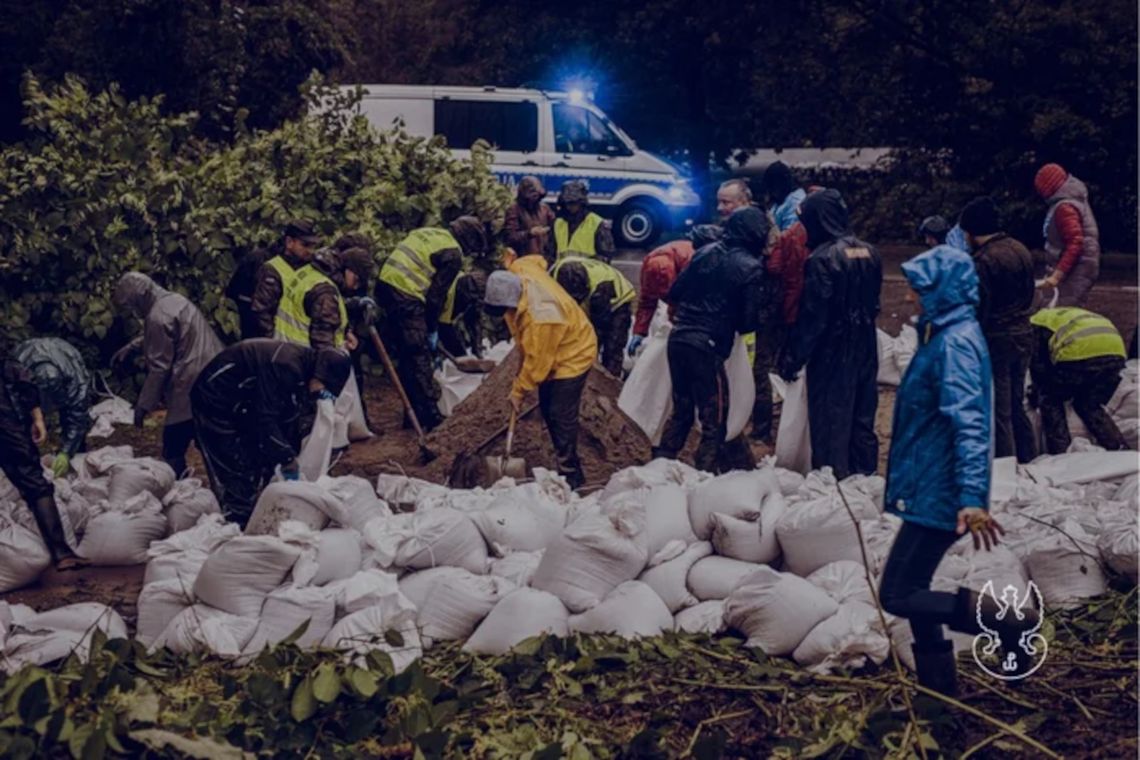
[634,240,695,335]
[767,221,809,324]
[1050,203,1085,275]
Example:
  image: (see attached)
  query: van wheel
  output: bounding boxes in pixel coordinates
[616,201,662,248]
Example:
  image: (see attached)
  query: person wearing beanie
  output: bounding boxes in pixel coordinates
[248,220,322,339]
[275,247,372,353]
[958,197,1037,462]
[484,266,597,489]
[916,216,951,247]
[1034,163,1101,306]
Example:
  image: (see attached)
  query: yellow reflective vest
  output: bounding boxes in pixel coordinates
[1030,308,1124,364]
[550,255,635,310]
[274,265,348,347]
[554,213,604,259]
[378,228,459,301]
[265,255,295,283]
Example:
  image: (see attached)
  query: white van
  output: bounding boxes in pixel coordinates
[347,85,702,246]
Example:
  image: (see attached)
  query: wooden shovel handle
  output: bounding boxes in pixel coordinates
[368,326,428,443]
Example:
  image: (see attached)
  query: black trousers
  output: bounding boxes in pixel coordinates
[988,332,1037,463]
[538,372,588,489]
[377,283,443,430]
[596,305,633,377]
[878,521,964,649]
[193,412,277,528]
[162,420,197,479]
[0,403,71,558]
[1039,356,1127,454]
[751,325,785,441]
[805,328,879,479]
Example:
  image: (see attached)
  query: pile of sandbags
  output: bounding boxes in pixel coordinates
[1,601,128,673]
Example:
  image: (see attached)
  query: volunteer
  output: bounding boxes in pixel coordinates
[190,340,351,526]
[779,189,882,479]
[483,266,596,489]
[958,197,1037,462]
[112,272,223,478]
[1029,307,1128,453]
[438,270,488,358]
[551,180,615,263]
[915,215,950,247]
[878,244,1037,696]
[628,225,722,357]
[655,206,769,473]
[249,220,322,338]
[375,216,489,432]
[11,337,93,477]
[552,255,636,376]
[760,161,806,232]
[0,356,86,570]
[505,176,556,261]
[274,246,373,351]
[1035,163,1101,307]
[715,178,753,220]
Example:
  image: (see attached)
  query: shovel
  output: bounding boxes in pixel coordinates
[437,344,496,374]
[483,408,527,481]
[367,326,437,463]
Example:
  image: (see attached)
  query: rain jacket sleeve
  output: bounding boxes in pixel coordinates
[138,308,177,415]
[635,257,672,336]
[54,367,91,456]
[786,253,833,372]
[1052,203,1084,275]
[3,360,41,413]
[509,311,567,399]
[938,336,992,509]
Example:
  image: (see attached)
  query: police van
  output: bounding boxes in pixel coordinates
[347,85,701,246]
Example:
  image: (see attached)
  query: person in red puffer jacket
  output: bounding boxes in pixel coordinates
[1034,163,1101,307]
[766,186,825,326]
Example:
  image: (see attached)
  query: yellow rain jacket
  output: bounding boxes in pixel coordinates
[505,256,597,400]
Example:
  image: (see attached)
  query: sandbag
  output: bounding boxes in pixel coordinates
[1020,451,1138,487]
[246,585,338,651]
[436,361,486,417]
[79,445,135,477]
[639,541,713,613]
[151,605,259,658]
[774,374,811,474]
[686,556,769,602]
[319,476,391,532]
[0,517,51,593]
[1098,511,1139,581]
[149,513,240,555]
[724,567,838,656]
[806,561,876,607]
[569,581,674,638]
[710,510,779,564]
[416,571,516,643]
[107,458,176,503]
[162,478,221,534]
[488,551,544,587]
[674,600,727,635]
[890,616,974,672]
[398,566,470,609]
[1024,520,1107,608]
[724,334,755,441]
[326,569,405,617]
[192,535,302,618]
[298,398,335,481]
[2,603,128,672]
[245,481,343,535]
[136,579,195,647]
[375,474,449,510]
[323,602,422,674]
[600,458,705,501]
[463,588,570,655]
[379,508,488,574]
[688,468,783,541]
[611,485,696,566]
[144,549,208,587]
[77,497,169,566]
[531,498,648,613]
[775,470,879,576]
[471,493,564,557]
[618,327,674,445]
[307,528,364,586]
[792,602,890,673]
[334,367,373,446]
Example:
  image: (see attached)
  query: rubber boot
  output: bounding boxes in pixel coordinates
[912,640,958,697]
[30,495,86,570]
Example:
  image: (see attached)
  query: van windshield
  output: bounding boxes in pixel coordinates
[553,103,632,156]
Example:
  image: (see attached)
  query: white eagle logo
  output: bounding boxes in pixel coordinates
[971,580,1048,681]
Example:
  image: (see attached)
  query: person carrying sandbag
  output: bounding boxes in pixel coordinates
[878,245,1036,697]
[482,264,597,490]
[11,337,93,478]
[189,340,351,527]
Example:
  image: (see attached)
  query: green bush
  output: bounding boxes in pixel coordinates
[0,75,512,357]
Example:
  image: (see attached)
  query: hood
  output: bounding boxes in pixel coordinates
[517,175,545,206]
[112,272,168,318]
[902,245,979,328]
[686,224,723,249]
[761,161,797,202]
[1048,175,1090,205]
[799,189,850,249]
[448,216,489,256]
[722,207,771,255]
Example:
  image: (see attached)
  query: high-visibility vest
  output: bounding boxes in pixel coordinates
[554,213,603,259]
[1029,308,1124,364]
[439,274,466,326]
[274,265,348,347]
[551,256,636,310]
[378,228,458,301]
[265,255,296,288]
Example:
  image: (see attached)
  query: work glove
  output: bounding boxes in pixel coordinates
[427,332,439,352]
[626,335,644,357]
[133,407,147,429]
[51,453,70,479]
[282,460,301,481]
[314,389,337,402]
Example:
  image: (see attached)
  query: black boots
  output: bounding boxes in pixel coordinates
[29,495,86,570]
[912,640,958,697]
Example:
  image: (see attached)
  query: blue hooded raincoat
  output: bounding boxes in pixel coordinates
[885,246,993,531]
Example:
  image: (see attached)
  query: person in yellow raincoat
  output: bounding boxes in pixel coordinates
[483,264,597,488]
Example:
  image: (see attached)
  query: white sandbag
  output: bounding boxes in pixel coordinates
[724,334,755,441]
[724,567,838,656]
[87,396,134,439]
[531,497,648,613]
[488,551,544,587]
[889,616,974,672]
[774,374,812,474]
[334,368,373,446]
[674,600,727,634]
[959,545,1031,603]
[793,602,890,672]
[78,445,135,477]
[107,458,176,503]
[604,484,696,566]
[298,398,335,481]
[639,541,713,612]
[1114,474,1138,508]
[600,458,705,501]
[807,561,876,607]
[436,361,486,417]
[0,602,35,650]
[307,529,364,586]
[25,603,128,638]
[860,515,903,575]
[77,501,169,566]
[686,556,768,602]
[375,474,449,509]
[192,535,302,618]
[144,549,209,587]
[1024,520,1108,608]
[149,513,240,554]
[471,493,564,557]
[1020,451,1138,487]
[417,571,516,643]
[326,569,405,617]
[0,517,51,593]
[387,508,489,574]
[618,328,673,445]
[568,581,673,638]
[323,602,422,674]
[397,567,470,610]
[710,507,782,564]
[877,328,902,386]
[1098,515,1139,581]
[2,603,128,672]
[688,468,783,541]
[775,469,879,576]
[161,478,221,534]
[246,584,338,651]
[136,579,195,647]
[463,588,570,655]
[151,605,259,658]
[318,475,391,532]
[895,325,917,376]
[245,481,344,535]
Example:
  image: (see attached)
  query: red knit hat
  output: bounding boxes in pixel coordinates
[1034,163,1068,199]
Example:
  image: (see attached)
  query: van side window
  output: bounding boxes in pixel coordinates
[553,103,629,155]
[434,100,538,152]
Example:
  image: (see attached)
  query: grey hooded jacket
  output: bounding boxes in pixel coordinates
[113,273,223,425]
[13,338,92,456]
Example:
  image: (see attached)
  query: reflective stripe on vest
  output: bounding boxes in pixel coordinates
[274,265,348,347]
[378,228,457,301]
[551,255,636,309]
[554,214,603,259]
[1029,308,1125,363]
